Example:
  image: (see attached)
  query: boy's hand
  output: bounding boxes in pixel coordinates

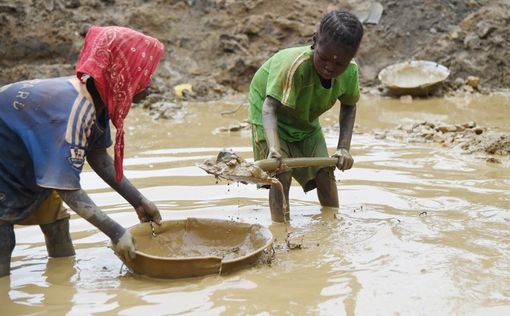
[332,148,354,171]
[112,230,136,262]
[267,146,282,160]
[135,198,162,224]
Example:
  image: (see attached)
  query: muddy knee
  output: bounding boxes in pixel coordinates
[316,168,339,208]
[0,223,15,277]
[40,218,75,258]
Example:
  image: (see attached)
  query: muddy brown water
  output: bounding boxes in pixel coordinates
[2,93,510,315]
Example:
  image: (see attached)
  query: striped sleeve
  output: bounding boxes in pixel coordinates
[65,95,96,148]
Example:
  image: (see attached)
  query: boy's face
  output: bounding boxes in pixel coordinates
[313,39,355,80]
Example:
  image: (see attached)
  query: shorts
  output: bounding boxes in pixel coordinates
[17,191,70,226]
[251,124,333,192]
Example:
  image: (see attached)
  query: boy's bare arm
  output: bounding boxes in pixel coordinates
[262,96,283,159]
[86,148,161,223]
[337,103,356,150]
[333,103,357,170]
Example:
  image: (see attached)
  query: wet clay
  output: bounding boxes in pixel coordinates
[133,220,261,260]
[199,150,275,185]
[199,150,288,221]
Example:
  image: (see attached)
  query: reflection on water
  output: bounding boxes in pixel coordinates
[3,94,510,315]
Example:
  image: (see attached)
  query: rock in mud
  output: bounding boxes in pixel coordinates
[373,120,510,157]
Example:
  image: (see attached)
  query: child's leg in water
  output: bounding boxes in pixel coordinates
[0,222,15,277]
[20,192,76,258]
[40,218,75,258]
[269,171,292,222]
[316,168,339,208]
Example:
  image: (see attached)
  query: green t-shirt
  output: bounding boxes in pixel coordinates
[248,46,360,142]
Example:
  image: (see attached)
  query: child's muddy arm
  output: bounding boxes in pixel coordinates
[337,103,356,150]
[333,103,357,170]
[86,148,161,224]
[56,189,135,262]
[262,96,283,160]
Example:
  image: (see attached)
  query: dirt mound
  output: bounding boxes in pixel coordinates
[1,0,509,99]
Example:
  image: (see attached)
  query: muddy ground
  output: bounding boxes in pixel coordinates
[1,0,509,155]
[1,0,510,97]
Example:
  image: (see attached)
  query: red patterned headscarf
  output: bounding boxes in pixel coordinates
[76,26,164,182]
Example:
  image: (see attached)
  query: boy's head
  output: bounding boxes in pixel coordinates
[312,11,364,80]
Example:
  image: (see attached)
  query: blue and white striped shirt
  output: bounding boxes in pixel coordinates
[0,76,111,222]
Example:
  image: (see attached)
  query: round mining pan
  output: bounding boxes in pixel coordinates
[123,218,274,279]
[378,60,450,96]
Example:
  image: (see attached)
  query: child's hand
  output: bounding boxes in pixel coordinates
[135,198,162,224]
[112,230,136,263]
[267,147,282,160]
[332,148,354,171]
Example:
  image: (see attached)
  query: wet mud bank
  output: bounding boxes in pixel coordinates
[1,0,510,102]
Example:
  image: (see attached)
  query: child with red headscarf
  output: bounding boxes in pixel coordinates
[0,26,165,277]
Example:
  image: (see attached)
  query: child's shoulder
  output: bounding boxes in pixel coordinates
[333,61,359,82]
[345,60,360,76]
[267,46,313,72]
[273,46,312,59]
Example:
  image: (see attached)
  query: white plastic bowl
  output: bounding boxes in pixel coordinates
[378,60,450,96]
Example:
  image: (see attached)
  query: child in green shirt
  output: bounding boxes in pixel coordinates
[248,11,364,222]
